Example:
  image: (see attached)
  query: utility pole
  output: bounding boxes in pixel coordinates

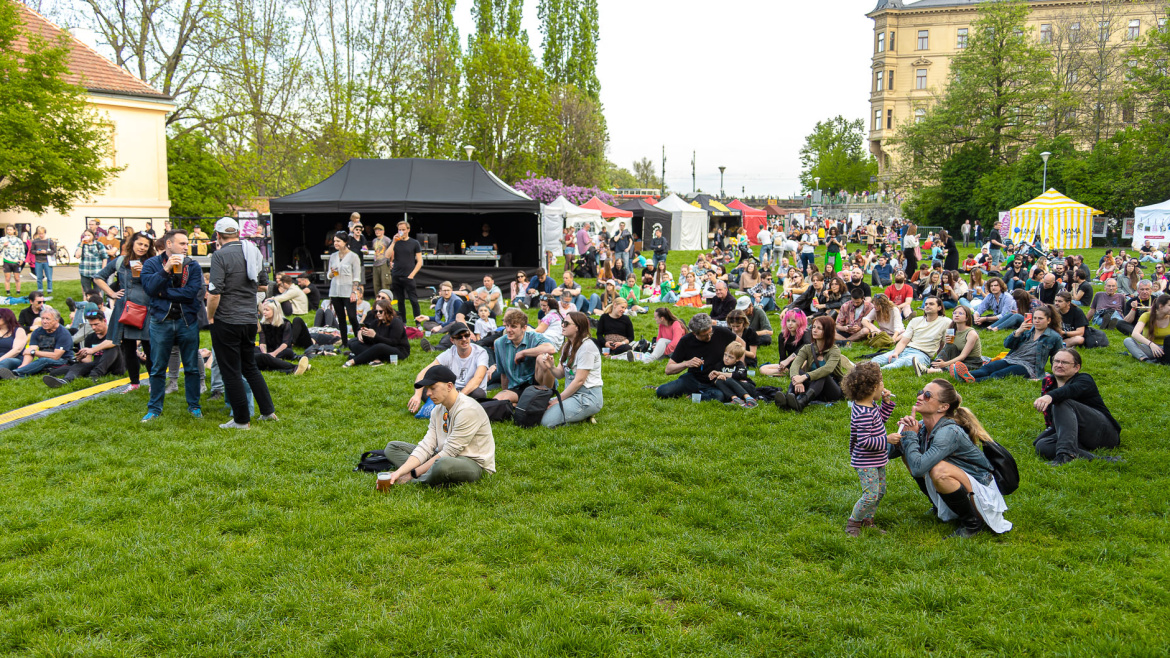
[691,151,696,193]
[661,145,666,197]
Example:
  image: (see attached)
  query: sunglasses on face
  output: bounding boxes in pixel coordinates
[453,332,471,340]
[917,389,933,400]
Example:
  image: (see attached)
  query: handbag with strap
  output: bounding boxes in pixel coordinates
[119,300,148,329]
[982,440,1019,495]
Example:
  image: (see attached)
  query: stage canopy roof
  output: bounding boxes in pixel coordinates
[689,194,740,217]
[617,199,672,223]
[268,158,539,214]
[726,199,768,244]
[1132,198,1170,249]
[580,196,633,218]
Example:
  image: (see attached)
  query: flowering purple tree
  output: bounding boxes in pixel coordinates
[513,173,614,206]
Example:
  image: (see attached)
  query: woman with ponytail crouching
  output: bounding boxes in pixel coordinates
[888,379,1013,538]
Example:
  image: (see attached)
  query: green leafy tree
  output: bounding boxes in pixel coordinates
[631,157,662,189]
[1118,3,1170,209]
[798,116,877,193]
[604,161,638,190]
[409,0,463,159]
[167,130,232,218]
[541,85,607,186]
[0,0,121,214]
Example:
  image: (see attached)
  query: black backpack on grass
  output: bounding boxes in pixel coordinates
[354,450,394,472]
[512,385,564,428]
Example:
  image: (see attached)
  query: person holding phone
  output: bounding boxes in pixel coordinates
[93,232,157,393]
[1123,293,1170,365]
[968,305,1062,382]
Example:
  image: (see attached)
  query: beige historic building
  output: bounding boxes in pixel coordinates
[867,0,1166,176]
[1,4,172,244]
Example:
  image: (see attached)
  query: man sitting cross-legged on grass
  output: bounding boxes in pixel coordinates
[492,308,555,404]
[0,308,72,380]
[655,313,737,402]
[1032,348,1122,466]
[383,365,496,487]
[407,322,489,414]
[870,296,949,375]
[42,309,125,388]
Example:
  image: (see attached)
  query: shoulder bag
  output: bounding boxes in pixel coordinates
[982,440,1019,495]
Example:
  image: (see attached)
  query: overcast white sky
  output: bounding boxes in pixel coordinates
[455,0,877,198]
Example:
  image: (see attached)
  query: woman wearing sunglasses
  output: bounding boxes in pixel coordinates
[536,312,603,427]
[342,299,410,367]
[888,379,1012,538]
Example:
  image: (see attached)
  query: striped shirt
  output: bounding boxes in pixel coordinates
[849,400,896,468]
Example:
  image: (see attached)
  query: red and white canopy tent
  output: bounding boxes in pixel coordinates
[726,200,768,244]
[580,196,633,218]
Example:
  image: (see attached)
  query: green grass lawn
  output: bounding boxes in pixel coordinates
[1,248,1168,655]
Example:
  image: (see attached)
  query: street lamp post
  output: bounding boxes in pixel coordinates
[718,166,726,198]
[814,176,821,204]
[463,145,475,160]
[1040,152,1052,192]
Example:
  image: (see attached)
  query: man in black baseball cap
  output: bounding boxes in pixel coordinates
[383,364,496,487]
[406,322,490,415]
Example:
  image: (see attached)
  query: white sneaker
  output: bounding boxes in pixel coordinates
[165,382,179,394]
[259,413,279,421]
[219,420,251,430]
[293,356,309,376]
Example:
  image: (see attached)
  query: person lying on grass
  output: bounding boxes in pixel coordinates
[870,296,949,374]
[1032,347,1122,466]
[887,379,1013,539]
[841,362,896,537]
[407,322,488,414]
[383,365,496,487]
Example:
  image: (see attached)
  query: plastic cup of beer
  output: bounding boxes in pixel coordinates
[602,347,610,355]
[130,260,141,278]
[389,355,398,365]
[691,393,702,403]
[376,472,393,491]
[946,328,955,344]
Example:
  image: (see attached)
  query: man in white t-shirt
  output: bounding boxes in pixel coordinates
[870,296,949,374]
[757,227,773,263]
[407,322,490,413]
[799,229,817,274]
[474,274,504,317]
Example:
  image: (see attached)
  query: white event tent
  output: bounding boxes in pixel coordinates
[1132,199,1170,250]
[655,193,708,250]
[541,195,602,257]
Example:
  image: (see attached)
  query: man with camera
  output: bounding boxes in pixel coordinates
[140,229,204,422]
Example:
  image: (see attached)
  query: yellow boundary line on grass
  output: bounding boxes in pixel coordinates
[0,377,130,426]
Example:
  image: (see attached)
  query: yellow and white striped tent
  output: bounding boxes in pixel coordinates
[1009,189,1102,250]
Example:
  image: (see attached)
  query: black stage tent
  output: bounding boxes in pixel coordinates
[616,199,674,251]
[269,158,541,289]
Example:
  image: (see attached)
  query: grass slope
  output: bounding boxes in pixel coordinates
[1,248,1168,655]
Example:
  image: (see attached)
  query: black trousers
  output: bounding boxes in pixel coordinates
[348,339,408,365]
[329,297,359,343]
[211,322,276,423]
[50,348,125,382]
[391,276,421,320]
[1034,399,1120,459]
[121,339,151,385]
[254,346,296,373]
[789,368,843,402]
[715,377,757,400]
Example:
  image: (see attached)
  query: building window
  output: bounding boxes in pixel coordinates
[877,32,885,53]
[874,109,883,131]
[1160,18,1167,32]
[1070,22,1081,43]
[1065,107,1077,122]
[888,70,894,89]
[1040,24,1052,43]
[1098,20,1110,43]
[914,108,926,124]
[887,109,893,129]
[917,30,929,50]
[889,31,896,51]
[957,28,968,49]
[875,71,884,92]
[1122,102,1135,123]
[1126,59,1136,81]
[1037,104,1048,127]
[1067,68,1078,85]
[916,69,927,89]
[1128,19,1140,40]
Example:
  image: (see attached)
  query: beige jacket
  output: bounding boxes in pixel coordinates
[411,393,496,473]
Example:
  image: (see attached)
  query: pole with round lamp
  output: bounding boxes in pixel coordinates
[464,145,475,160]
[814,176,821,206]
[718,166,726,198]
[1040,151,1051,193]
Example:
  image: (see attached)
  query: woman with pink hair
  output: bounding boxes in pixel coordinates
[760,308,812,377]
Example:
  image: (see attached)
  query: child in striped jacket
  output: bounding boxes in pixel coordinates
[841,362,896,537]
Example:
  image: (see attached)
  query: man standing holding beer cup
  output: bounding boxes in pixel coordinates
[140,229,204,422]
[207,217,277,429]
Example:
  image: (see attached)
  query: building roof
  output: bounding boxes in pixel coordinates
[871,0,995,12]
[11,3,169,101]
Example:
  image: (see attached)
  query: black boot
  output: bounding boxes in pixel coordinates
[791,393,810,413]
[775,393,791,410]
[938,488,984,539]
[914,476,937,515]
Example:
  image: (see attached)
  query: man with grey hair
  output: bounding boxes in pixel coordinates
[655,312,737,401]
[709,281,735,321]
[0,308,72,379]
[1115,279,1154,337]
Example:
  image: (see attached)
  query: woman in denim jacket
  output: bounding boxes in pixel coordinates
[889,379,1013,538]
[969,304,1062,382]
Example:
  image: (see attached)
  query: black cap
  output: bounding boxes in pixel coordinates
[414,365,457,388]
[445,321,471,336]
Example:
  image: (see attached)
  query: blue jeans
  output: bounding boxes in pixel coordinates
[1140,255,1160,263]
[759,296,777,311]
[659,290,679,304]
[800,253,816,274]
[148,317,202,414]
[0,356,23,370]
[34,262,53,292]
[989,313,1024,331]
[542,386,603,427]
[970,359,1030,382]
[759,245,773,262]
[574,293,601,313]
[870,347,931,370]
[14,357,66,376]
[656,372,725,402]
[652,252,667,268]
[991,249,1004,266]
[1092,310,1123,327]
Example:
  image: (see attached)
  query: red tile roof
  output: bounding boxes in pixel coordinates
[11,3,170,101]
